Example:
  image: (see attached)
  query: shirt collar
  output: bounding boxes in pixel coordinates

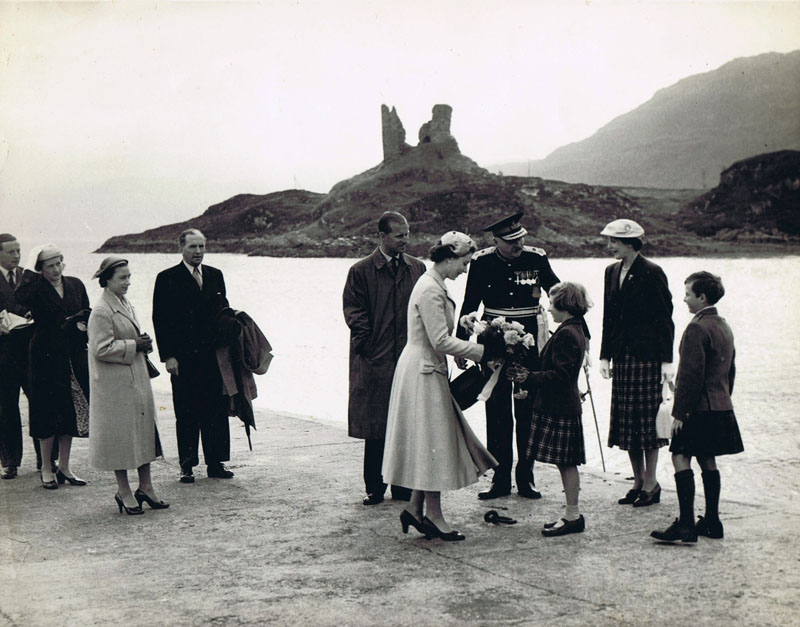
[693,305,716,318]
[379,248,400,264]
[183,261,202,275]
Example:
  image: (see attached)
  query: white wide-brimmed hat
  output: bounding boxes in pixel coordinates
[600,219,645,239]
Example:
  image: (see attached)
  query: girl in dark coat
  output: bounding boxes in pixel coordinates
[508,282,591,536]
[598,219,674,508]
[17,245,90,489]
[651,271,743,543]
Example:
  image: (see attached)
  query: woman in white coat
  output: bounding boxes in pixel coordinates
[383,232,500,542]
[88,257,168,515]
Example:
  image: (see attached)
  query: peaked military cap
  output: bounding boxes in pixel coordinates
[484,212,527,241]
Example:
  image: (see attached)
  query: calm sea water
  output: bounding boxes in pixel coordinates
[17,240,800,507]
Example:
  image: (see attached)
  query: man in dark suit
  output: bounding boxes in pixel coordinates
[153,228,233,483]
[0,233,54,479]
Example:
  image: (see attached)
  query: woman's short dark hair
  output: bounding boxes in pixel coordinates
[685,271,725,305]
[99,262,129,288]
[613,236,643,251]
[549,281,592,317]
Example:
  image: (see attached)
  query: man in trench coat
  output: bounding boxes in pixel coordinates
[343,211,426,505]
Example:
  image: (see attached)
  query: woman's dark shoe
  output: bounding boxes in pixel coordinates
[56,469,87,486]
[542,515,585,537]
[651,518,697,543]
[633,484,661,507]
[422,516,465,541]
[618,488,642,505]
[115,493,144,515]
[695,515,724,539]
[40,473,58,490]
[134,488,170,510]
[399,510,425,534]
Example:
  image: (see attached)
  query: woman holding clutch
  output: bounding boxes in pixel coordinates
[382,232,500,542]
[17,245,91,489]
[88,257,168,515]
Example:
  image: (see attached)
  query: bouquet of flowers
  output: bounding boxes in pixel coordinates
[459,312,536,399]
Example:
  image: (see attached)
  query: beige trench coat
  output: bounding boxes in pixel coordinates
[382,269,497,491]
[88,290,159,470]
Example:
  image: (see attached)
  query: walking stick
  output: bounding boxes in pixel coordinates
[582,363,606,472]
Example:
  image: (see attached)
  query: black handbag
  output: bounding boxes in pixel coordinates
[144,356,160,378]
[449,365,485,410]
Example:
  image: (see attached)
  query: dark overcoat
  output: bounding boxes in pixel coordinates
[17,274,90,438]
[343,248,425,439]
[600,254,674,363]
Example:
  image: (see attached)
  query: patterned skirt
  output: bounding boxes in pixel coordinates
[670,410,744,457]
[527,411,586,466]
[608,353,668,451]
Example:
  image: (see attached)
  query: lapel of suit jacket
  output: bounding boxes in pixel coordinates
[41,276,70,313]
[619,254,646,295]
[0,269,12,300]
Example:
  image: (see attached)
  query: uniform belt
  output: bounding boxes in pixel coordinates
[484,306,540,318]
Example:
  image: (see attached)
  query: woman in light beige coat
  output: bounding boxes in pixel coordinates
[88,257,168,515]
[383,232,499,542]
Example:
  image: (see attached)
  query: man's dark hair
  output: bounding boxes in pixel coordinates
[179,228,205,247]
[377,212,407,234]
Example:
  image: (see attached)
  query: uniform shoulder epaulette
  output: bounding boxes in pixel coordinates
[472,246,496,259]
[523,245,547,256]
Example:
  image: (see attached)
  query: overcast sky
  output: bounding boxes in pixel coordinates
[1,0,799,244]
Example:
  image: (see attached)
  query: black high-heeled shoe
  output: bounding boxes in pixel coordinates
[422,516,465,542]
[115,493,144,515]
[633,483,661,507]
[400,510,425,534]
[40,472,58,490]
[618,488,642,505]
[56,469,87,486]
[134,488,170,510]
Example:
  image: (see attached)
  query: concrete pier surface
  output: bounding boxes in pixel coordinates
[1,391,797,626]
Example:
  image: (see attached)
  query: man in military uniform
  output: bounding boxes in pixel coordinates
[455,212,560,500]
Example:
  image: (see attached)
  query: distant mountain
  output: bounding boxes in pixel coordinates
[98,105,799,259]
[677,150,800,240]
[493,50,800,189]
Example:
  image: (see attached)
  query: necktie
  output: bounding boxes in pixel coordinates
[7,270,15,290]
[193,267,203,289]
[391,257,400,275]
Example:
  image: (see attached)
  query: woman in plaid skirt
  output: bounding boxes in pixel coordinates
[508,282,591,536]
[598,220,675,507]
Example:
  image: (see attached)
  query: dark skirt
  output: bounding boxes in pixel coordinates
[608,353,668,451]
[670,410,744,457]
[527,411,586,466]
